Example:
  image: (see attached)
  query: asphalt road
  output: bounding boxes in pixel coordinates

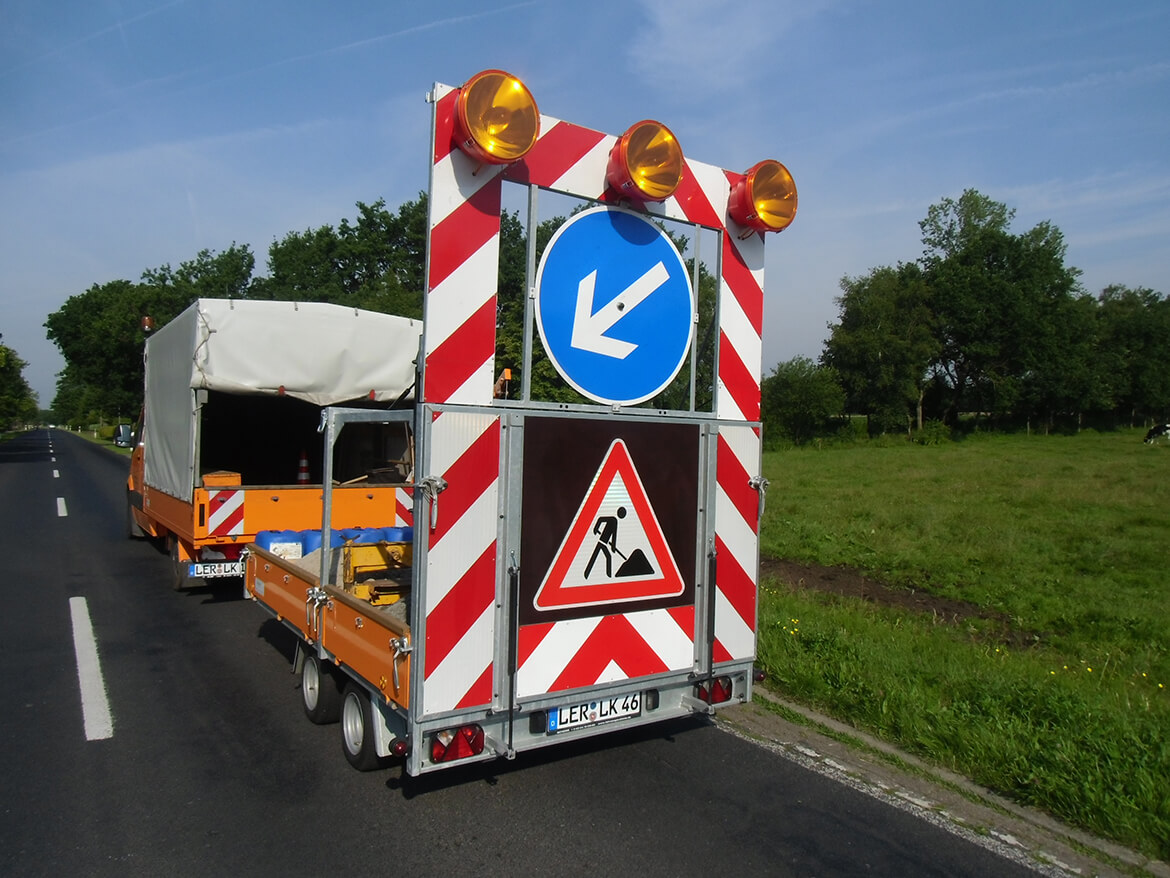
[0,429,1045,877]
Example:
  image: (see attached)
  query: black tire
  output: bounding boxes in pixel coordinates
[340,684,385,771]
[126,495,142,539]
[302,651,343,724]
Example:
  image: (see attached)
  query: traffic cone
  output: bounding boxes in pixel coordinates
[297,450,310,484]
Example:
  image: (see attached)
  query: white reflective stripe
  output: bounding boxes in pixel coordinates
[715,379,747,421]
[422,602,494,715]
[69,597,113,740]
[57,497,67,517]
[425,482,498,615]
[719,286,762,379]
[720,425,759,477]
[627,609,695,670]
[716,482,757,561]
[516,616,601,698]
[715,583,755,660]
[424,236,499,358]
[595,659,626,686]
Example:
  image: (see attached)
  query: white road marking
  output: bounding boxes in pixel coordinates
[53,469,59,478]
[69,597,114,741]
[56,497,67,517]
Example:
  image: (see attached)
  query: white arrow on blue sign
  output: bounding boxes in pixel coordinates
[534,206,694,406]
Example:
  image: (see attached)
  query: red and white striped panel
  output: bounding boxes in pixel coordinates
[424,85,767,416]
[423,84,506,406]
[516,607,695,698]
[208,489,244,537]
[713,425,761,662]
[394,487,413,528]
[422,411,501,716]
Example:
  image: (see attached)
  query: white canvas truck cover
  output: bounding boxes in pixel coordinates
[143,298,422,501]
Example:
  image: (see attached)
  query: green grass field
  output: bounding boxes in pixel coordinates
[756,428,1170,860]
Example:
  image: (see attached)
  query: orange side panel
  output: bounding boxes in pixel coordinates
[236,485,398,535]
[323,588,411,709]
[245,550,315,641]
[141,486,197,543]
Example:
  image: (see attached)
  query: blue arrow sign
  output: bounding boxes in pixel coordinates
[534,206,694,405]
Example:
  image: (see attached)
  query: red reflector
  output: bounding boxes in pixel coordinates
[390,738,409,759]
[430,724,485,763]
[695,676,734,705]
[711,675,734,704]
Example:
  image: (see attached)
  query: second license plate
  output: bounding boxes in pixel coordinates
[189,560,245,578]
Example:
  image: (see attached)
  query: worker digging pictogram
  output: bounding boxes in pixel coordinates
[584,506,653,580]
[535,439,684,612]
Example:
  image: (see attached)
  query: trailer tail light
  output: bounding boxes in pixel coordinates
[728,159,797,234]
[453,69,540,164]
[430,724,485,763]
[606,120,683,202]
[695,675,735,705]
[390,738,409,759]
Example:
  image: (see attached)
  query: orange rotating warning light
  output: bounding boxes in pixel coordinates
[728,160,797,233]
[453,69,540,164]
[606,120,683,202]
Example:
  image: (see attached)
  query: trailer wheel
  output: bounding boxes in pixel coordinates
[302,653,342,724]
[340,684,385,771]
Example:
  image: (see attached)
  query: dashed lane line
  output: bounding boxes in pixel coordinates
[56,497,67,517]
[68,597,114,741]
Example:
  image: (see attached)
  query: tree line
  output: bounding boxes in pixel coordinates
[43,195,719,426]
[763,189,1169,445]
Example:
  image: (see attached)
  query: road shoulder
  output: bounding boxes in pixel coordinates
[718,691,1169,878]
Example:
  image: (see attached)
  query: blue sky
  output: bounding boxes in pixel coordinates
[2,0,1168,406]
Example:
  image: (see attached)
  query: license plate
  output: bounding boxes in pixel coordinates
[547,692,641,734]
[189,560,245,578]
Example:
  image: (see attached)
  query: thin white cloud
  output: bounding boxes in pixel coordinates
[629,0,840,97]
[0,0,188,76]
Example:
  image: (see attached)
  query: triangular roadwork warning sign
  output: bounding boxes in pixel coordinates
[535,439,685,611]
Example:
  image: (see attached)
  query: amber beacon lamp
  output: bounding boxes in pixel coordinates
[728,159,798,236]
[452,69,540,164]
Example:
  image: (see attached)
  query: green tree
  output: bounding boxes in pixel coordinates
[257,198,425,318]
[0,337,39,429]
[823,262,937,434]
[1095,285,1170,425]
[922,196,1082,425]
[761,356,845,446]
[45,245,256,422]
[920,188,1014,266]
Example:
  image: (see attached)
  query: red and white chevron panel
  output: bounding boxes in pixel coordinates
[422,80,766,709]
[713,425,761,662]
[207,489,244,537]
[421,411,501,716]
[424,83,767,416]
[423,84,506,406]
[516,607,695,698]
[394,487,413,528]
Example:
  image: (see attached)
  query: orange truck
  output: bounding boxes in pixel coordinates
[126,298,422,588]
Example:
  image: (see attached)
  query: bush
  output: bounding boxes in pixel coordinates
[912,419,951,445]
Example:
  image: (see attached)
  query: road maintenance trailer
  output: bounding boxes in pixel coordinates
[242,69,796,775]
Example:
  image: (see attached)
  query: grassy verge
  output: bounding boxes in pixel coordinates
[757,429,1170,859]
